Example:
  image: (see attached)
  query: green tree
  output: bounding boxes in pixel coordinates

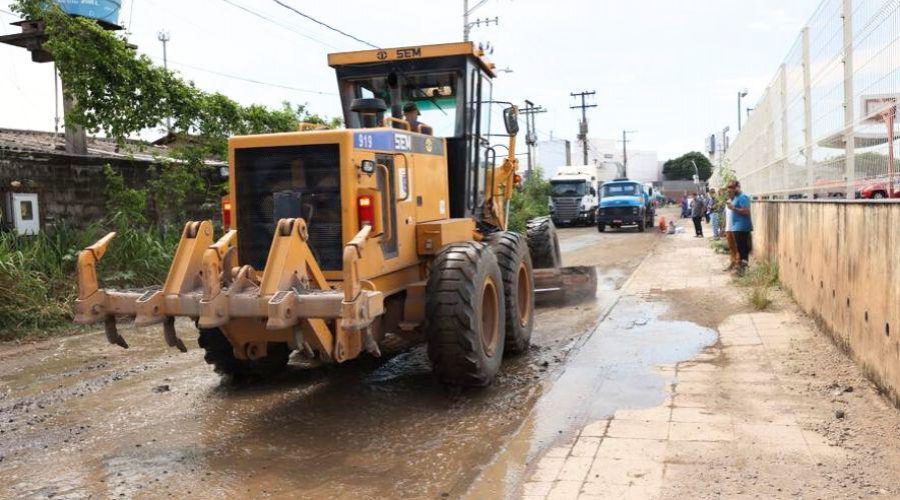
[662,152,713,181]
[10,0,339,155]
[508,170,551,232]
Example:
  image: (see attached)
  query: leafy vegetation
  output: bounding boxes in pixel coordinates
[508,170,551,233]
[10,0,339,155]
[0,169,184,339]
[662,152,713,181]
[1,1,342,339]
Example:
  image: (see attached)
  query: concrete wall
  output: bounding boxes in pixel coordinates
[753,201,900,406]
[0,149,223,229]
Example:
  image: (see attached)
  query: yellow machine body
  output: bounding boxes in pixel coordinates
[72,42,582,381]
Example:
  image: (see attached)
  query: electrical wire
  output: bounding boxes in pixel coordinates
[168,60,336,96]
[220,0,341,50]
[270,0,378,49]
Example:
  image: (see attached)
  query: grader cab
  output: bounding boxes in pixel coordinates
[74,42,596,386]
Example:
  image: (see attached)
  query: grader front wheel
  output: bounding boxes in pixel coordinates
[425,242,506,387]
[526,217,562,269]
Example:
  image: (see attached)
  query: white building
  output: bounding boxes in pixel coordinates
[537,136,659,182]
[535,138,571,179]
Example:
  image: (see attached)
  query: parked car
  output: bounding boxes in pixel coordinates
[859,178,900,199]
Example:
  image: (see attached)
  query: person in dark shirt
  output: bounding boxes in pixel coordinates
[690,192,706,237]
[403,102,432,135]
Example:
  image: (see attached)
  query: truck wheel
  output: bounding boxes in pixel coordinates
[637,219,645,232]
[487,232,535,356]
[597,223,606,233]
[425,242,506,387]
[198,328,290,380]
[526,217,562,269]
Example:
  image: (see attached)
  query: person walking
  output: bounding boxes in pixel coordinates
[690,192,705,237]
[727,180,753,273]
[707,188,722,240]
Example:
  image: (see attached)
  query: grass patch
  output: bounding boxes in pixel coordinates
[0,222,179,340]
[733,259,779,311]
[710,237,729,255]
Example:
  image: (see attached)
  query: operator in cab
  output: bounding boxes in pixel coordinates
[403,102,432,135]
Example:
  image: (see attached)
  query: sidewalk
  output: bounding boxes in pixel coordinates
[521,220,900,499]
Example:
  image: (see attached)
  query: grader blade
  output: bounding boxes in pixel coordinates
[533,266,599,304]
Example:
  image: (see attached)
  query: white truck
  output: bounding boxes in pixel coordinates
[549,162,624,226]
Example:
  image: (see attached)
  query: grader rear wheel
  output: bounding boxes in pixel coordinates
[425,242,506,387]
[526,217,562,269]
[486,231,535,356]
[197,328,290,380]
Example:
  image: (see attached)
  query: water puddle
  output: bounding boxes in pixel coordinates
[467,295,717,498]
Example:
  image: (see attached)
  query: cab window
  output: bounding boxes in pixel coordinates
[339,71,462,137]
[602,183,640,197]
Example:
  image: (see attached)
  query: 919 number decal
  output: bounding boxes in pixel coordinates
[356,133,374,149]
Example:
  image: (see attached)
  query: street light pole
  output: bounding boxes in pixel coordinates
[737,88,748,131]
[158,30,171,134]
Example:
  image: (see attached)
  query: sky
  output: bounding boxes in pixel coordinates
[0,0,821,160]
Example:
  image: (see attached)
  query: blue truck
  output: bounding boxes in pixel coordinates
[596,179,655,233]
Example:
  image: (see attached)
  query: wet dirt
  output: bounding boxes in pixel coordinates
[0,227,661,499]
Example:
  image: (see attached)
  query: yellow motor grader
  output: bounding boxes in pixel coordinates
[74,42,596,386]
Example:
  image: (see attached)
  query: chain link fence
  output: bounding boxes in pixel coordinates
[722,0,899,199]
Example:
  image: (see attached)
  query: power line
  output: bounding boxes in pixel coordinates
[270,0,378,49]
[220,0,341,50]
[169,60,336,95]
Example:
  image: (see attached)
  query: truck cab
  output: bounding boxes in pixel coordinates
[596,178,655,233]
[549,173,598,226]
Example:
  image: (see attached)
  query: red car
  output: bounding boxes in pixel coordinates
[860,179,900,199]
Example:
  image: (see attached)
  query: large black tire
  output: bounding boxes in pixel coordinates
[425,242,506,387]
[637,219,645,232]
[197,328,290,380]
[597,223,606,233]
[486,232,535,356]
[525,217,562,269]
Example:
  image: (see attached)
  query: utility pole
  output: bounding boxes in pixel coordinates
[570,90,597,166]
[521,100,546,177]
[158,30,171,134]
[621,129,637,178]
[737,88,748,131]
[463,0,497,41]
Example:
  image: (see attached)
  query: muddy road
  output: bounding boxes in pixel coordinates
[0,223,665,499]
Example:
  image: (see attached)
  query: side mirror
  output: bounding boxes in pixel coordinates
[503,106,520,135]
[590,187,597,196]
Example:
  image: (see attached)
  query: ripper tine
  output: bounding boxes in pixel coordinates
[104,315,128,349]
[163,317,187,353]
